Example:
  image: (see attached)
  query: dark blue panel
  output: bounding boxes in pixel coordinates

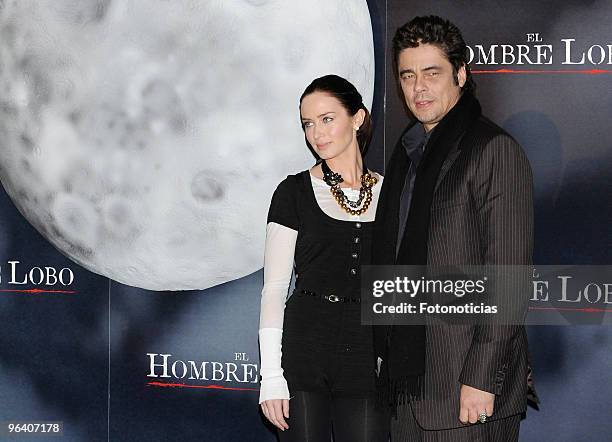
[109,271,276,442]
[0,185,109,442]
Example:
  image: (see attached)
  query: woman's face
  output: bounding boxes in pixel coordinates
[300,91,362,161]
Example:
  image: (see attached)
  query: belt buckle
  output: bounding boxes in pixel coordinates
[327,294,340,303]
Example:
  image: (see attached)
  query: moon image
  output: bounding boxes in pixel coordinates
[0,1,374,290]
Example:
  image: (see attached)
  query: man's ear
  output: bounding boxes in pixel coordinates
[457,64,467,88]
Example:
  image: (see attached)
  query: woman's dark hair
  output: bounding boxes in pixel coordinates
[392,15,475,94]
[299,74,373,157]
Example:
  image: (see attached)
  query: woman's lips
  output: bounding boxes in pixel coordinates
[316,142,331,149]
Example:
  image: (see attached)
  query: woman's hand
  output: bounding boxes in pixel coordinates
[261,398,290,431]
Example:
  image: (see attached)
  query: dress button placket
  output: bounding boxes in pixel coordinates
[349,219,362,278]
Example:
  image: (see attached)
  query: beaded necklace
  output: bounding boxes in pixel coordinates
[321,160,378,216]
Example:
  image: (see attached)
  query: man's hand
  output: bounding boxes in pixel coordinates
[459,384,495,425]
[261,399,289,431]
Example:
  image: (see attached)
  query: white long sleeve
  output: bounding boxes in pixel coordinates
[259,223,298,330]
[258,327,290,403]
[258,173,383,403]
[258,223,297,403]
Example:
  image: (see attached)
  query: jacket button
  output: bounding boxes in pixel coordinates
[354,237,360,244]
[355,222,361,229]
[350,268,357,275]
[351,252,358,259]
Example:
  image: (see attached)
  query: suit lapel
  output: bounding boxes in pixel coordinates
[426,98,479,196]
[433,135,463,194]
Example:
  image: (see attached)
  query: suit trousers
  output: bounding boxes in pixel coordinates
[391,402,521,442]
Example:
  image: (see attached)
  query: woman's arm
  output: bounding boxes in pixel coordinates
[259,222,297,431]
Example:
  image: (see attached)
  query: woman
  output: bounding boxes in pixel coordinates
[258,75,389,441]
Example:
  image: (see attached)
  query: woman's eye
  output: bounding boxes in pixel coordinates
[323,116,333,123]
[303,121,313,128]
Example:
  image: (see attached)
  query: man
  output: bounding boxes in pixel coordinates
[373,15,533,441]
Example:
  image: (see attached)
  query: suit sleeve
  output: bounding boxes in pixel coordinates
[459,134,534,395]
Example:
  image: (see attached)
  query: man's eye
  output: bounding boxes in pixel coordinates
[402,74,415,80]
[428,71,439,77]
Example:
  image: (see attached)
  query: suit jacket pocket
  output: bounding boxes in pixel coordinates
[431,198,468,210]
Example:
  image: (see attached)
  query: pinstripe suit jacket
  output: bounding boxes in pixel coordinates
[386,114,533,430]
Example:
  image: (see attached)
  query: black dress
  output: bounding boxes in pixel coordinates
[267,171,376,396]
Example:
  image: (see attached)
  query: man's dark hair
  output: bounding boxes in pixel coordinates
[392,15,475,94]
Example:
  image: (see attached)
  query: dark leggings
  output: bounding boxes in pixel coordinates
[277,390,389,442]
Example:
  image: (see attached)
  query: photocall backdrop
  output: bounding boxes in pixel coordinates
[0,1,610,441]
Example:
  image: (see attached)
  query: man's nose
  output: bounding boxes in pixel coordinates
[414,75,427,93]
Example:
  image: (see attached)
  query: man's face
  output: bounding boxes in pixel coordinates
[397,43,466,131]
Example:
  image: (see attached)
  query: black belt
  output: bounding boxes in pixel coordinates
[298,289,361,304]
